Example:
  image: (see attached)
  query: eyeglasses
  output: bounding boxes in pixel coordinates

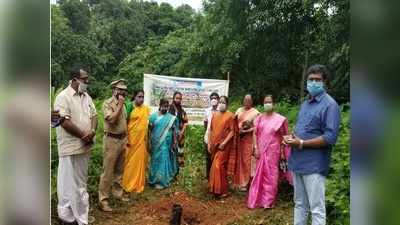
[77,77,89,84]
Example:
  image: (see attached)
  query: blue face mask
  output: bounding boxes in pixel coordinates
[307,80,325,97]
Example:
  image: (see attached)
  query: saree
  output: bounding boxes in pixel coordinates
[208,111,235,195]
[148,112,178,188]
[233,107,259,188]
[122,105,150,193]
[247,112,292,209]
[168,104,188,148]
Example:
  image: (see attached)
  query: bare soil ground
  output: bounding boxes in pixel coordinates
[88,184,293,225]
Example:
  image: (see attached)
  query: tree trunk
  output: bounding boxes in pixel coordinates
[300,50,309,104]
[300,16,310,104]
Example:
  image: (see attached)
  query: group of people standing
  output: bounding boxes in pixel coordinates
[204,64,341,225]
[98,80,189,212]
[54,64,341,225]
[203,92,292,208]
[54,73,189,224]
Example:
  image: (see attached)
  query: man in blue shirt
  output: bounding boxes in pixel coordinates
[285,64,341,225]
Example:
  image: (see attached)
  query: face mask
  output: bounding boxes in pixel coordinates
[264,103,273,112]
[210,99,218,106]
[78,80,88,93]
[218,103,227,112]
[160,108,168,114]
[307,80,325,97]
[114,90,125,99]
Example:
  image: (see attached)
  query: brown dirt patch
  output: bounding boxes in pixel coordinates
[93,191,253,225]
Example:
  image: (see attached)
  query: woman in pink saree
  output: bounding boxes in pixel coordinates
[247,95,292,209]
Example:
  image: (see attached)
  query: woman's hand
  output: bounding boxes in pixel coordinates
[253,146,260,159]
[240,128,249,134]
[254,152,260,159]
[178,131,185,143]
[218,142,226,150]
[172,139,178,150]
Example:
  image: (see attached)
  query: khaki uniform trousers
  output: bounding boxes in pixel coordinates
[98,135,127,203]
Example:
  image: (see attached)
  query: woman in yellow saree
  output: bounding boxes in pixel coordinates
[122,90,150,193]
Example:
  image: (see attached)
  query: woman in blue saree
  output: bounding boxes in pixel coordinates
[148,98,178,189]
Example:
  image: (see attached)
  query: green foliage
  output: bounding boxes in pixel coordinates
[59,0,91,34]
[52,0,197,98]
[273,97,300,126]
[51,5,107,92]
[51,0,349,104]
[116,28,197,93]
[326,105,350,225]
[175,125,208,199]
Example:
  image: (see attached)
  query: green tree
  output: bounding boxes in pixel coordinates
[58,0,91,34]
[51,0,349,103]
[51,5,106,93]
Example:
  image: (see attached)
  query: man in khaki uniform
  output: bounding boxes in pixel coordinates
[98,79,129,212]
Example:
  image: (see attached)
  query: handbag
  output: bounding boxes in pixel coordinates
[279,145,288,173]
[279,158,288,173]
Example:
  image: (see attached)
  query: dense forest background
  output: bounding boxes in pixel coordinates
[51,0,349,104]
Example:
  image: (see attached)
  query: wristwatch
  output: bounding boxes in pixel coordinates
[299,139,304,149]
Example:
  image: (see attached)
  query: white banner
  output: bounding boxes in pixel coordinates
[143,74,229,125]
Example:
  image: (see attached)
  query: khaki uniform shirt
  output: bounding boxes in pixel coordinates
[54,85,97,156]
[103,97,127,134]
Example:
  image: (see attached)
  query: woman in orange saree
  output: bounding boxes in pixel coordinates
[234,94,259,191]
[208,96,235,197]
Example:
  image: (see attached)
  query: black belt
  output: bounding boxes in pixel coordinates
[104,132,126,139]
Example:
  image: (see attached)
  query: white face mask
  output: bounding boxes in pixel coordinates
[218,103,227,112]
[264,103,273,112]
[78,80,88,93]
[210,99,218,106]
